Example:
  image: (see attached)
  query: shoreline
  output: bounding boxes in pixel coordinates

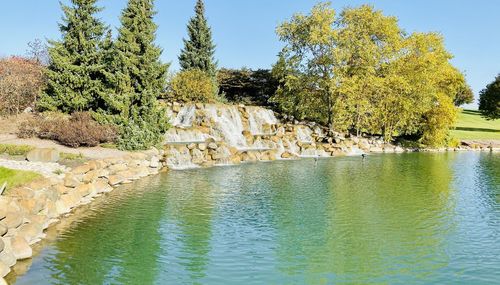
[0,139,499,283]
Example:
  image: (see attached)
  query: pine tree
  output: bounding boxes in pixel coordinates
[39,0,109,113]
[98,0,169,150]
[179,0,217,77]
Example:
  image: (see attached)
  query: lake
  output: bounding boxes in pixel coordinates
[11,152,500,284]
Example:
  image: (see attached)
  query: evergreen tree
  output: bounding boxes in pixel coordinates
[98,0,169,150]
[179,0,217,77]
[39,0,109,113]
[479,75,500,120]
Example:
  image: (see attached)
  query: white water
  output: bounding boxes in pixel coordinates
[172,105,196,128]
[165,148,199,170]
[297,126,314,143]
[204,105,248,148]
[247,107,278,135]
[164,128,211,143]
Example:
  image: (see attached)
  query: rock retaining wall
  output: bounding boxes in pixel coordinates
[0,150,164,282]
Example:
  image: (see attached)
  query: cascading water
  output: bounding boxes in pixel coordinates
[297,126,314,143]
[164,128,211,144]
[172,105,196,128]
[165,147,198,170]
[247,107,278,135]
[204,105,248,148]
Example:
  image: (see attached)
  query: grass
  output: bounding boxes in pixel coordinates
[450,109,500,140]
[0,144,34,156]
[60,152,85,161]
[0,166,41,191]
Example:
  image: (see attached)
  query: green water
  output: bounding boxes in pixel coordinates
[11,152,500,284]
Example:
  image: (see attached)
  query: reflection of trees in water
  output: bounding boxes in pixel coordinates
[269,154,456,283]
[162,170,216,284]
[48,176,167,285]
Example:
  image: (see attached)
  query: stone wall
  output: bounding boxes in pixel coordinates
[0,150,163,282]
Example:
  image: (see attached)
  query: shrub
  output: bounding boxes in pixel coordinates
[167,69,219,103]
[18,112,117,148]
[0,56,46,115]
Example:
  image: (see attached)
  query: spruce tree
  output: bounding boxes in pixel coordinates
[39,0,109,113]
[99,0,169,150]
[179,0,217,77]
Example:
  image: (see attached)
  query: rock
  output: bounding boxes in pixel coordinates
[198,143,207,151]
[281,152,294,159]
[63,174,81,188]
[75,184,95,198]
[3,213,23,229]
[17,223,43,245]
[11,236,32,260]
[0,208,5,221]
[94,179,113,194]
[0,261,10,278]
[26,148,60,163]
[0,223,6,237]
[55,200,70,215]
[108,163,128,173]
[187,143,197,150]
[0,238,3,252]
[71,164,92,175]
[208,143,218,150]
[108,175,125,186]
[150,156,160,168]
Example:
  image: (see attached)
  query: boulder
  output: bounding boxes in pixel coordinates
[71,164,92,175]
[108,163,128,173]
[0,262,10,278]
[2,213,23,230]
[16,223,43,245]
[0,208,5,221]
[11,236,32,260]
[0,223,6,237]
[26,148,60,163]
[63,174,81,188]
[0,238,4,252]
[149,156,160,168]
[94,179,113,194]
[0,260,10,278]
[198,143,207,151]
[108,175,126,186]
[208,142,218,150]
[281,152,295,159]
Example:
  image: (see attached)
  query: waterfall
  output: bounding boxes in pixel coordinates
[165,147,199,170]
[204,105,247,148]
[247,107,278,135]
[172,105,196,128]
[164,128,211,143]
[296,126,314,143]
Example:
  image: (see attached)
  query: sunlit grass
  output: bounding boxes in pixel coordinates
[451,109,500,140]
[0,166,41,191]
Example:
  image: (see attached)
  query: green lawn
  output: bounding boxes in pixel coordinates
[450,109,500,140]
[0,166,41,191]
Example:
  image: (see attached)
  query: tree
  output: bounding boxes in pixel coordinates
[273,2,338,129]
[38,0,110,113]
[168,69,219,103]
[97,0,169,150]
[273,2,464,145]
[479,75,500,120]
[179,0,217,77]
[454,84,474,106]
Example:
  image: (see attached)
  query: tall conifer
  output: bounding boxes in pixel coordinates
[39,0,109,112]
[100,0,169,150]
[179,0,217,77]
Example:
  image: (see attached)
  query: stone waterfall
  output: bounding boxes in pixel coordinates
[163,103,391,170]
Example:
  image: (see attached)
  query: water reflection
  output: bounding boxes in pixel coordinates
[12,153,500,285]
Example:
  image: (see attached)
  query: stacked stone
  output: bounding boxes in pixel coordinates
[0,150,164,280]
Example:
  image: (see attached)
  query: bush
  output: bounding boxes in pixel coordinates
[167,69,219,103]
[0,144,35,156]
[18,112,117,148]
[0,56,46,115]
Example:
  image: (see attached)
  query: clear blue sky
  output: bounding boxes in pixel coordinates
[1,0,498,109]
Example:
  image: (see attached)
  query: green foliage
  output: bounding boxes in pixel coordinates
[0,167,41,191]
[217,68,278,106]
[168,69,219,103]
[179,0,217,77]
[0,144,35,156]
[273,2,464,145]
[454,84,474,106]
[60,152,85,161]
[96,0,170,150]
[38,0,110,113]
[479,75,500,120]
